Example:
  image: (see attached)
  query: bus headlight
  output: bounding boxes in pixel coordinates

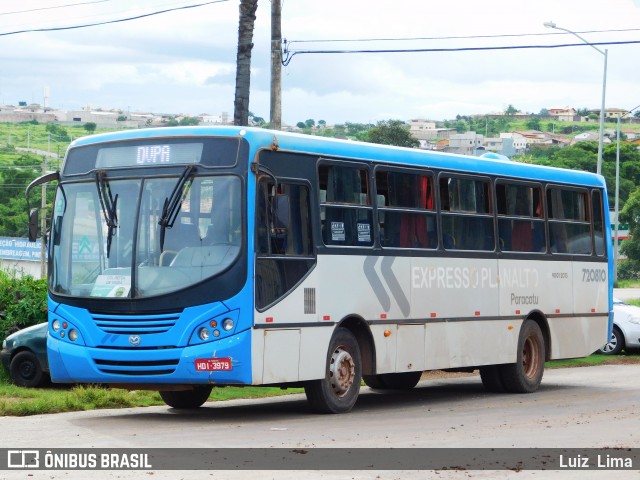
[52,320,61,332]
[68,329,79,342]
[189,310,240,345]
[198,328,210,341]
[222,318,234,331]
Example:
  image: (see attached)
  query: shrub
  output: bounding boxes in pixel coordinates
[0,270,47,341]
[617,260,640,281]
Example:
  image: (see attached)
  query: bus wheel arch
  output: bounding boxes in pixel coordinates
[337,316,376,376]
[526,310,551,362]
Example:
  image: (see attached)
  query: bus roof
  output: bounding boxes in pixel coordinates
[69,126,606,188]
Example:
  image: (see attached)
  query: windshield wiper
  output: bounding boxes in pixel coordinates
[95,170,119,258]
[158,165,196,251]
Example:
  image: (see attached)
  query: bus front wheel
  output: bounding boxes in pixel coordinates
[159,385,213,409]
[304,327,362,414]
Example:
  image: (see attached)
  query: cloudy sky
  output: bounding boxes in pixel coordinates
[1,0,640,125]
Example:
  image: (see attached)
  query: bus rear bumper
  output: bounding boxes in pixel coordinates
[47,329,252,386]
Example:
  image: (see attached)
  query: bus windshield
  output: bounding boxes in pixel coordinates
[50,173,242,299]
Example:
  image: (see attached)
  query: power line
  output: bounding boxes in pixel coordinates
[286,27,640,45]
[0,0,229,37]
[0,0,111,17]
[282,40,640,66]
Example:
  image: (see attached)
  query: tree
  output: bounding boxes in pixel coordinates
[178,116,200,126]
[344,122,371,136]
[249,111,265,126]
[83,122,97,133]
[296,122,306,129]
[525,117,542,131]
[304,119,316,129]
[620,187,640,277]
[504,104,519,116]
[0,155,43,237]
[45,123,70,141]
[365,120,419,148]
[233,0,258,126]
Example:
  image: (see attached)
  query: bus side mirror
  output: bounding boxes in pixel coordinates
[28,208,39,242]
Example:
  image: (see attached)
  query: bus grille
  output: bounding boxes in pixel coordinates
[92,312,180,335]
[93,358,179,376]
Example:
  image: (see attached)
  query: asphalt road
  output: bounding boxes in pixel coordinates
[1,364,639,480]
[614,287,640,301]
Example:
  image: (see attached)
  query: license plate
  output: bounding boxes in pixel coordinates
[195,358,232,371]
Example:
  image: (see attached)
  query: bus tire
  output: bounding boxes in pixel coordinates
[159,386,213,409]
[499,320,545,393]
[479,365,506,393]
[364,372,422,390]
[304,327,361,414]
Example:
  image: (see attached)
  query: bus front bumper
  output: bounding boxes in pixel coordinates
[47,329,252,386]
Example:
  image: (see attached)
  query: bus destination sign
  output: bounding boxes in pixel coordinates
[96,143,203,168]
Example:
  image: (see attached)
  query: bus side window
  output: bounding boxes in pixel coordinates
[548,188,591,254]
[440,176,493,251]
[497,182,545,253]
[375,170,436,249]
[319,164,373,247]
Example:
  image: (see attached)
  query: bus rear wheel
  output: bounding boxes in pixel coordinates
[499,320,545,393]
[479,365,506,393]
[159,385,213,409]
[304,327,361,414]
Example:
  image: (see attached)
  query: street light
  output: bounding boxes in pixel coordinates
[544,21,608,176]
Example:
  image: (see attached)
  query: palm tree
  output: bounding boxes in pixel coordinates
[234,0,258,126]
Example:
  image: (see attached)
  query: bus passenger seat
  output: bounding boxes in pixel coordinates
[160,222,201,265]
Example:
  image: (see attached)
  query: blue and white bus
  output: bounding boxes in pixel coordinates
[27,126,612,413]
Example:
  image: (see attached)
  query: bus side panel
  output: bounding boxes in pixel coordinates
[549,260,609,359]
[253,263,333,383]
[396,324,425,372]
[412,257,504,369]
[250,326,334,384]
[498,258,609,359]
[411,257,500,321]
[424,320,520,370]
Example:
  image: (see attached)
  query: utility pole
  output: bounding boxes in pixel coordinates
[40,156,47,278]
[270,0,282,130]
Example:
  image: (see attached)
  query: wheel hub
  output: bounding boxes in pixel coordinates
[19,362,35,379]
[328,347,355,397]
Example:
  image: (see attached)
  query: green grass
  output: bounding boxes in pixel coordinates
[545,352,639,368]
[614,279,640,288]
[0,363,304,416]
